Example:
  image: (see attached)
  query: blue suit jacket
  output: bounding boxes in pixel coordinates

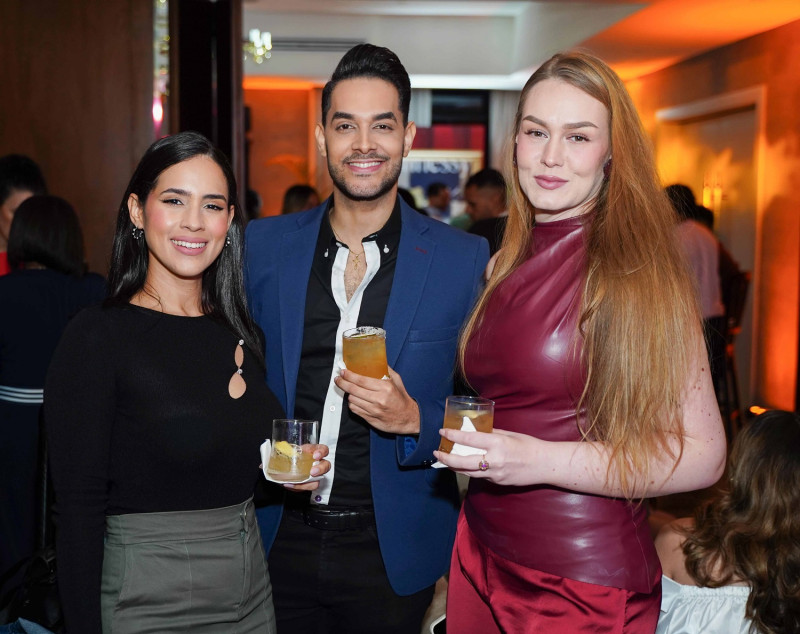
[244,199,489,595]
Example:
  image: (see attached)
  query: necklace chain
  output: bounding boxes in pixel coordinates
[329,220,365,269]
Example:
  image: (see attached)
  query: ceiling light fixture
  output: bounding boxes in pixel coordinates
[244,29,272,64]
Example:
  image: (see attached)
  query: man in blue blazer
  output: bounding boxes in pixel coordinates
[245,44,489,634]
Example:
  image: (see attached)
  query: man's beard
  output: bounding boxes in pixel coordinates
[327,151,403,202]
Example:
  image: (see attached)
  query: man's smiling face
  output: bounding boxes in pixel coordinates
[316,77,415,203]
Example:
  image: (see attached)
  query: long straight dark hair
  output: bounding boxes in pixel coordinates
[107,131,263,364]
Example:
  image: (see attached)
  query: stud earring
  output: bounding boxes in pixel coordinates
[132,226,143,240]
[225,235,231,248]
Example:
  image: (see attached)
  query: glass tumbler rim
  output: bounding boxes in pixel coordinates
[343,326,386,338]
[446,395,495,407]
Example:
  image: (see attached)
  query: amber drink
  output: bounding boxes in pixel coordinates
[267,419,319,482]
[342,327,389,379]
[438,396,494,453]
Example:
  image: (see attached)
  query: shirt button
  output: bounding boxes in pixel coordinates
[315,495,322,502]
[329,405,335,411]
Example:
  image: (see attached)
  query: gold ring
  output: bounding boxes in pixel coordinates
[478,455,489,471]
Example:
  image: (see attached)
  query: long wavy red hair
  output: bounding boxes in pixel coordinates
[459,51,702,498]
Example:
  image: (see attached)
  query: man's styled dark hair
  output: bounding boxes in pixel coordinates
[0,154,47,205]
[466,168,506,197]
[321,44,411,125]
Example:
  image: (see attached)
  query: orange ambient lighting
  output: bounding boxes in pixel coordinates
[243,77,318,91]
[582,0,800,80]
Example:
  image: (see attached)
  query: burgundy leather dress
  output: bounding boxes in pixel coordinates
[463,215,661,595]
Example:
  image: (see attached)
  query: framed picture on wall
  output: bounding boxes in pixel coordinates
[399,149,483,221]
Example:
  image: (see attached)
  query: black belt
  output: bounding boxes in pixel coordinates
[287,504,376,531]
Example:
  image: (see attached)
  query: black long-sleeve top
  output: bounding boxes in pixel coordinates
[44,304,283,632]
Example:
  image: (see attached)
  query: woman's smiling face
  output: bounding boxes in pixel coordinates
[128,155,233,287]
[515,78,611,223]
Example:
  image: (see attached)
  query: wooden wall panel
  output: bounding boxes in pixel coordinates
[0,0,153,274]
[245,88,332,217]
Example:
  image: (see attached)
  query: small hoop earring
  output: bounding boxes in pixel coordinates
[132,226,144,241]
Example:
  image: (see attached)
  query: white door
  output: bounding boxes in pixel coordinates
[657,104,757,409]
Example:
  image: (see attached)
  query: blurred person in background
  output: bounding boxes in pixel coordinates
[465,168,508,256]
[0,155,47,276]
[666,184,727,409]
[398,186,428,215]
[0,195,105,578]
[656,409,800,634]
[245,188,263,222]
[281,184,320,215]
[424,182,450,222]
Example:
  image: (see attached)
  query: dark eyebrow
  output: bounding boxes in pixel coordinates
[160,187,191,197]
[159,187,228,203]
[372,112,397,123]
[522,115,598,130]
[331,111,398,123]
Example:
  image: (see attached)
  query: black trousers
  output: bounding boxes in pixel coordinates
[704,318,727,400]
[268,506,435,634]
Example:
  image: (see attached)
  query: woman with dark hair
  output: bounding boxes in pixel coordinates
[7,194,87,275]
[45,131,329,633]
[0,195,105,578]
[656,409,800,633]
[434,51,726,632]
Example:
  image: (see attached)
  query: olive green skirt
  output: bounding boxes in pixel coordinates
[101,498,276,633]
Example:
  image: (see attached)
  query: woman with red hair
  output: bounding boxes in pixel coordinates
[435,51,726,632]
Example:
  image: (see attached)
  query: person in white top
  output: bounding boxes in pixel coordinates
[667,184,727,414]
[673,219,724,319]
[655,409,800,634]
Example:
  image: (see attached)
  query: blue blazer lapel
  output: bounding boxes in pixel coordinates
[384,204,434,366]
[278,206,325,414]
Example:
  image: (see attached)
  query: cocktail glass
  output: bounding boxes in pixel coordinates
[342,326,389,379]
[267,419,320,482]
[438,396,494,453]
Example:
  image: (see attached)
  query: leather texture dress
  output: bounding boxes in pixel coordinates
[463,215,660,594]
